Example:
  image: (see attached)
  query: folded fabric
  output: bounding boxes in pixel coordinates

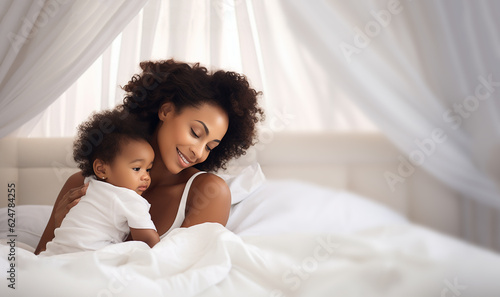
[1,222,499,297]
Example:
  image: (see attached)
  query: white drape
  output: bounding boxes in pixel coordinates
[242,0,500,210]
[0,0,148,138]
[5,1,500,214]
[13,0,378,138]
[263,0,500,246]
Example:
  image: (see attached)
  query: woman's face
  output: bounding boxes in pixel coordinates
[156,102,229,174]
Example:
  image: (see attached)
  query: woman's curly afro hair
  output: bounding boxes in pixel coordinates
[120,59,264,172]
[73,107,151,177]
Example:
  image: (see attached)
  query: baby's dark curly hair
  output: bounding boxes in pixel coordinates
[120,59,264,172]
[73,108,151,177]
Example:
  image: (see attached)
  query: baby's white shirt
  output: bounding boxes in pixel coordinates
[41,177,155,256]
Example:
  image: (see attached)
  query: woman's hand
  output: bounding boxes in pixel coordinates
[53,182,88,228]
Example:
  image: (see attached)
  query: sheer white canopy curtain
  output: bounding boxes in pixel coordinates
[277,0,500,246]
[267,0,500,210]
[11,0,379,138]
[0,0,148,138]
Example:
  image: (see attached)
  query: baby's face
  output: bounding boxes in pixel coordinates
[104,139,154,195]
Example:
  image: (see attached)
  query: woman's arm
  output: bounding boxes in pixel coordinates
[129,228,160,248]
[34,172,86,255]
[181,173,231,228]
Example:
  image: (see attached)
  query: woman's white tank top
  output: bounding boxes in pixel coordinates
[160,171,206,239]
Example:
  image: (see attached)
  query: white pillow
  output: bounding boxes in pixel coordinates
[216,161,266,205]
[212,149,266,205]
[0,205,52,249]
[226,179,408,236]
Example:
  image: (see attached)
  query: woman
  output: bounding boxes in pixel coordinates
[35,59,264,254]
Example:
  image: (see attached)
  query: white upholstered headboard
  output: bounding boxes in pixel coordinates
[1,132,497,251]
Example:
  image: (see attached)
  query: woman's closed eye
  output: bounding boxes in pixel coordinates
[191,128,199,138]
[192,128,212,151]
[191,126,216,152]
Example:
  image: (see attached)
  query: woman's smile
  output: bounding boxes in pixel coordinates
[177,148,192,167]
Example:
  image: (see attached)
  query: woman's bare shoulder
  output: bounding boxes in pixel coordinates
[64,171,86,188]
[183,172,231,227]
[190,172,230,200]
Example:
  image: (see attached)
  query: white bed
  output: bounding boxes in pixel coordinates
[1,134,499,296]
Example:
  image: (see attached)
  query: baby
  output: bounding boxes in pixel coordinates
[40,109,159,256]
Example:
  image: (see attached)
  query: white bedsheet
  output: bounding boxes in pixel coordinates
[0,180,499,296]
[1,222,500,296]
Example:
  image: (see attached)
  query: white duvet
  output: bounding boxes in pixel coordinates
[1,180,499,296]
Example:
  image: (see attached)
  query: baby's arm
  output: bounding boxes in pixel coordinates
[129,228,160,248]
